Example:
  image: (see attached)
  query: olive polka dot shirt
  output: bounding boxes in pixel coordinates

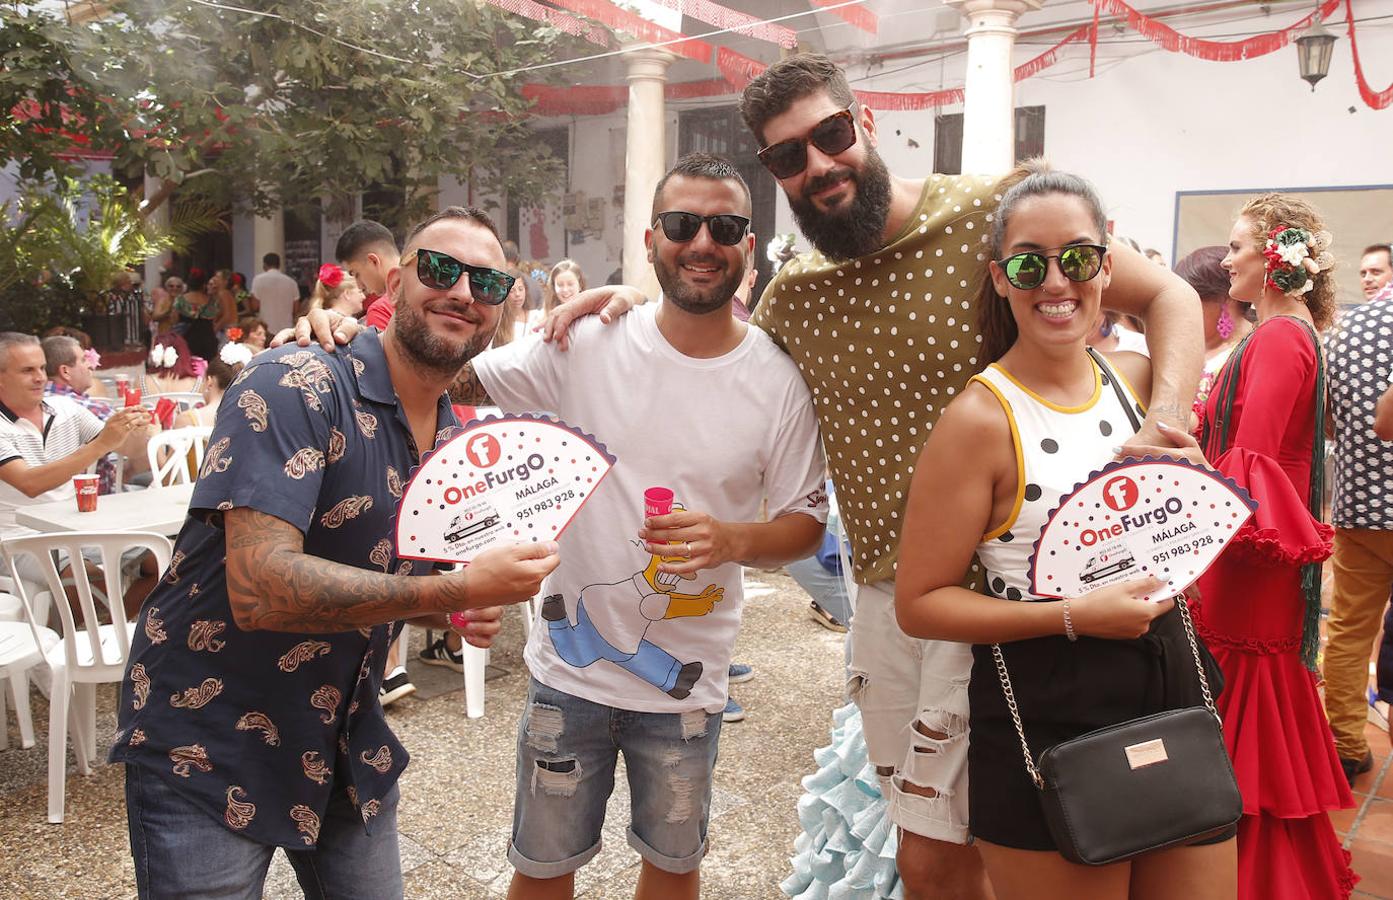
[752,174,1004,584]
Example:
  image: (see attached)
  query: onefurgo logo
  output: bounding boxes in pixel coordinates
[1103,476,1139,512]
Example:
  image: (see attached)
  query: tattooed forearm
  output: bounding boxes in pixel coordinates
[224,509,472,633]
[448,362,492,406]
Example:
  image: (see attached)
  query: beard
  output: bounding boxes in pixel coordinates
[788,147,893,262]
[391,288,496,377]
[655,250,747,316]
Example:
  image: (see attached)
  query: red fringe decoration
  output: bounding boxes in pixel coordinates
[1088,0,1340,62]
[480,0,610,47]
[643,0,797,48]
[811,0,877,35]
[713,46,767,90]
[1344,0,1392,110]
[547,0,713,63]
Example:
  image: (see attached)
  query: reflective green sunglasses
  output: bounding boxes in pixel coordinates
[998,244,1108,290]
[402,248,516,305]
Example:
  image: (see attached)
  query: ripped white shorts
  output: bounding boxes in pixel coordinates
[848,580,972,844]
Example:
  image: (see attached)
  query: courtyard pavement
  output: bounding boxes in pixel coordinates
[0,570,845,899]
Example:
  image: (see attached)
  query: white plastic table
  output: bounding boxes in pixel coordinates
[14,484,195,537]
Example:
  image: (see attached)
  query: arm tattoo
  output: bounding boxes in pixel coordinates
[224,509,471,632]
[448,362,492,406]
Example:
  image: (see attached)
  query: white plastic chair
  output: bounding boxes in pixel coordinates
[146,426,213,488]
[1,621,61,751]
[1,531,173,822]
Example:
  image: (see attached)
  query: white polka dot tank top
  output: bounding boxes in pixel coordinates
[971,352,1143,602]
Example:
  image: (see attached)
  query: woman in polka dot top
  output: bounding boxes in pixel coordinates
[893,164,1236,899]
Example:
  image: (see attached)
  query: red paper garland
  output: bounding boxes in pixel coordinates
[1088,0,1340,62]
[547,0,713,62]
[1344,0,1392,110]
[812,0,877,35]
[644,0,797,48]
[480,0,611,47]
[518,0,1390,116]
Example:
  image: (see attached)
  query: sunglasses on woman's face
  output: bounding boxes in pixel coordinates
[756,105,858,180]
[652,211,751,246]
[401,249,516,305]
[997,244,1109,291]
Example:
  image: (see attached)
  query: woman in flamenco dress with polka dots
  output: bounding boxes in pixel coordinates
[1190,194,1356,899]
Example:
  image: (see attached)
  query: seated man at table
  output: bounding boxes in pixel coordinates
[43,334,155,489]
[0,332,154,615]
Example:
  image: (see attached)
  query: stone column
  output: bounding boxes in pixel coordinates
[946,0,1041,175]
[252,210,285,269]
[621,46,676,300]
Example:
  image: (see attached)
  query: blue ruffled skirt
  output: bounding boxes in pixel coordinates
[782,703,902,899]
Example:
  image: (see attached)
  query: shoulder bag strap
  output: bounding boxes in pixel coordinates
[993,351,1222,791]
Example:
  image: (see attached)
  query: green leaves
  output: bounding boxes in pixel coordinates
[4,0,592,231]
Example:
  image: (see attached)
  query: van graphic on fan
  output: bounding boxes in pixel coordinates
[1079,549,1136,584]
[444,502,502,544]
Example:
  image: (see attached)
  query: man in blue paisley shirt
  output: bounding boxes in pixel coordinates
[110,207,559,899]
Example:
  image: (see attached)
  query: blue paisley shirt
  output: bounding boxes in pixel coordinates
[109,330,455,849]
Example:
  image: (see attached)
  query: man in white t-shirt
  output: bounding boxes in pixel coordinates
[292,154,827,896]
[458,153,828,899]
[249,252,301,333]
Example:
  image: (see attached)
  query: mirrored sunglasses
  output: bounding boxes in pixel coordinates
[402,249,516,305]
[998,244,1108,291]
[756,105,858,180]
[652,211,751,246]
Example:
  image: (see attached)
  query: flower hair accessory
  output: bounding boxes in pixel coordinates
[149,343,178,370]
[1262,226,1334,296]
[318,263,345,289]
[226,326,244,342]
[219,342,254,367]
[83,348,101,369]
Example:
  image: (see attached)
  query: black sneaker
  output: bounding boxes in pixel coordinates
[379,669,416,707]
[419,634,464,673]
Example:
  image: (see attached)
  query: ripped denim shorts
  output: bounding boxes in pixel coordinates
[508,677,723,878]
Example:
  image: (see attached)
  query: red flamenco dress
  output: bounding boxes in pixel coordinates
[1194,315,1356,899]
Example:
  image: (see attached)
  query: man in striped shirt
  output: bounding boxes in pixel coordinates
[1,332,150,610]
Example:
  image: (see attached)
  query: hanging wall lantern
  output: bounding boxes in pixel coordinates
[1295,11,1337,91]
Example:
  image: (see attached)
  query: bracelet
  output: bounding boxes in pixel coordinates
[1062,598,1078,642]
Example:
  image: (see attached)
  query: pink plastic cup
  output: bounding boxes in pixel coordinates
[644,487,674,519]
[73,474,100,512]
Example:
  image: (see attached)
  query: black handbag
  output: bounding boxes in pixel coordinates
[991,351,1243,865]
[991,600,1243,865]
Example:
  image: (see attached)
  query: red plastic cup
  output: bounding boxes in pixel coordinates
[73,474,100,512]
[124,386,142,408]
[644,487,674,519]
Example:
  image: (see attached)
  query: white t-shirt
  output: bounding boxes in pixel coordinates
[473,304,828,713]
[0,395,105,536]
[250,268,301,332]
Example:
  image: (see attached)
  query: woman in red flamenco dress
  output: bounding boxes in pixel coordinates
[1194,194,1355,899]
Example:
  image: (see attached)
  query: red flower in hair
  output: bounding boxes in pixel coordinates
[318,264,345,288]
[227,327,244,341]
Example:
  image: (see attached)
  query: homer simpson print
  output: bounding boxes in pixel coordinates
[539,503,721,700]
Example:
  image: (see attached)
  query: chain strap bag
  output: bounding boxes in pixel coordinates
[992,598,1242,866]
[990,351,1243,866]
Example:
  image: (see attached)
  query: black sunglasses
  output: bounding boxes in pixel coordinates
[402,249,516,305]
[998,244,1109,291]
[756,105,858,180]
[652,211,751,247]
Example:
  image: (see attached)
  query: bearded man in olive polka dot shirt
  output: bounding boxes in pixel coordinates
[557,54,1203,900]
